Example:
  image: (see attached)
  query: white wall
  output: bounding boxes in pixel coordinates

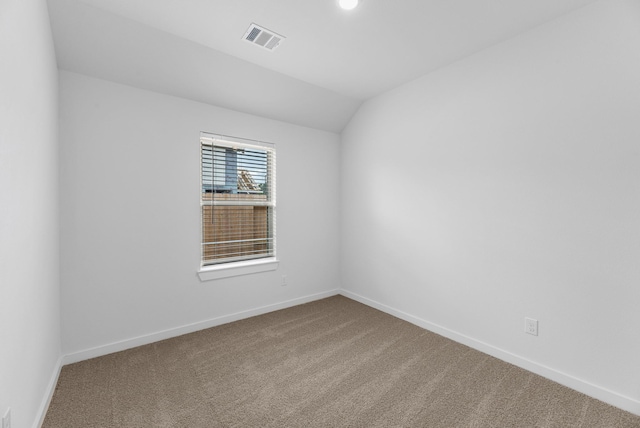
[341,0,640,414]
[59,71,341,357]
[0,0,61,427]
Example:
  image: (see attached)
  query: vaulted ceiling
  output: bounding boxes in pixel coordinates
[47,0,599,132]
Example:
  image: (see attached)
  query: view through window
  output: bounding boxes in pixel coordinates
[200,133,276,266]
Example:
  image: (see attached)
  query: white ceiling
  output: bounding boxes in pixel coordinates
[47,0,599,132]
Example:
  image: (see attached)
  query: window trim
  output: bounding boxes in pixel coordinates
[199,132,277,279]
[198,257,279,281]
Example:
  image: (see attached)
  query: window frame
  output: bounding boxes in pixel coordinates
[198,132,278,281]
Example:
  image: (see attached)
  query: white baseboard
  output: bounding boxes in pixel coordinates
[339,289,640,417]
[63,289,340,365]
[34,355,63,428]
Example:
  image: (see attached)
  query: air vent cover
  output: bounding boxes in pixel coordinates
[243,23,285,51]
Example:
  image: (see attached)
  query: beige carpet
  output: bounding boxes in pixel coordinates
[43,296,640,427]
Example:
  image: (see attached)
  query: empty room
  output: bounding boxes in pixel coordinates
[2,0,640,426]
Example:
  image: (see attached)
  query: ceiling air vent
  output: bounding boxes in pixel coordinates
[243,23,285,51]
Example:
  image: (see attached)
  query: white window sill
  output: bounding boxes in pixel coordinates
[198,258,279,281]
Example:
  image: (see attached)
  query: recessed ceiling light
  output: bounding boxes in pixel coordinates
[338,0,360,11]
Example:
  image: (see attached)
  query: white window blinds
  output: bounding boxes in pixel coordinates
[201,133,276,266]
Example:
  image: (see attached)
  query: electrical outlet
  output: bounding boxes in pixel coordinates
[525,318,538,336]
[3,408,11,428]
[281,275,287,286]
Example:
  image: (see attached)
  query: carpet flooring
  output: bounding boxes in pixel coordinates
[43,296,640,427]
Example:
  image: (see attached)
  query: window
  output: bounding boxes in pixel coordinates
[200,133,276,268]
